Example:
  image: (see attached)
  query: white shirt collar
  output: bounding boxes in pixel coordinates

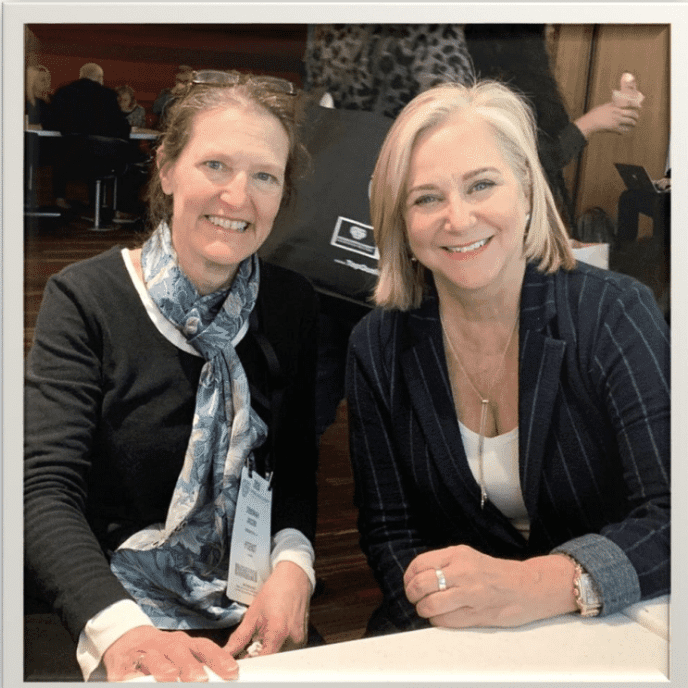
[121,247,249,356]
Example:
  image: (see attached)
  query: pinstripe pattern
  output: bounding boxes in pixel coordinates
[346,261,669,632]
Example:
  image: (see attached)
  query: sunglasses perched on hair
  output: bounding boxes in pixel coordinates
[190,70,297,95]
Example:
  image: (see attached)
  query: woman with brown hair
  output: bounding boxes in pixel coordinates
[25,70,318,681]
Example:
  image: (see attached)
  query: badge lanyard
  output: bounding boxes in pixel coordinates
[227,308,284,605]
[227,462,273,605]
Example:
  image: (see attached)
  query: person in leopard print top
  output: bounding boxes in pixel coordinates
[304,24,641,225]
[304,24,474,119]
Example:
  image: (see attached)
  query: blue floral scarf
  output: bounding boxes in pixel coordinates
[109,222,267,629]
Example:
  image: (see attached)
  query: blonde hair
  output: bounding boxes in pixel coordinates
[26,64,50,106]
[371,80,575,310]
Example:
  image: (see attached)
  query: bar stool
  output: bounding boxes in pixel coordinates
[63,134,133,232]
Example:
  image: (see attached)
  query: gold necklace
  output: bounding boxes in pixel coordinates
[440,312,519,508]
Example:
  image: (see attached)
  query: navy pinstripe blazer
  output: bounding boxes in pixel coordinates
[346,261,670,631]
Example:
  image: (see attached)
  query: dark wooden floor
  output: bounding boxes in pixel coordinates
[23,199,382,649]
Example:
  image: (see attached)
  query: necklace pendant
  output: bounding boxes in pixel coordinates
[480,487,488,509]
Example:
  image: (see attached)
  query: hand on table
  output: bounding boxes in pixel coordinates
[102,625,239,682]
[575,101,641,138]
[403,545,578,629]
[225,560,312,658]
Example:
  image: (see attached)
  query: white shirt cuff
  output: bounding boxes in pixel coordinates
[271,528,316,594]
[76,599,153,681]
[77,529,314,679]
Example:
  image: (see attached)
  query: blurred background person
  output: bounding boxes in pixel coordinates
[49,62,131,211]
[116,84,147,128]
[25,64,53,126]
[25,63,57,210]
[50,62,131,138]
[152,64,194,127]
[113,83,155,221]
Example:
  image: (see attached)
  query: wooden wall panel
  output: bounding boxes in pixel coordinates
[567,25,670,229]
[551,24,594,119]
[549,24,594,203]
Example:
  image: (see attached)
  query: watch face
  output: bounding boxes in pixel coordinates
[578,573,602,614]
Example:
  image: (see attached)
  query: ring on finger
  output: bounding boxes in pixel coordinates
[246,638,263,658]
[435,568,447,592]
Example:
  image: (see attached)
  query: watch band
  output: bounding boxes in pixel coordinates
[556,553,602,617]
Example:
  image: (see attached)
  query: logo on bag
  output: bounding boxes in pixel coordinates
[349,226,367,241]
[330,217,380,260]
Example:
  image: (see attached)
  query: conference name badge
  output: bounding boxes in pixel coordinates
[227,465,272,605]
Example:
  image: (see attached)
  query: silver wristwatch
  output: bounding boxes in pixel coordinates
[574,567,602,617]
[557,553,602,617]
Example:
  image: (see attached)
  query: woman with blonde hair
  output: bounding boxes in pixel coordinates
[346,80,669,635]
[25,64,52,125]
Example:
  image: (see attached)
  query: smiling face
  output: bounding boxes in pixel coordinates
[158,102,289,294]
[404,112,531,300]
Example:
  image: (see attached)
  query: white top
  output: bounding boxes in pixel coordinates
[458,421,530,538]
[75,249,315,680]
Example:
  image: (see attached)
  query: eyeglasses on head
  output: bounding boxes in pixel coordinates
[191,70,296,95]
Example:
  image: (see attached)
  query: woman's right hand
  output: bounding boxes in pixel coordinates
[102,625,239,682]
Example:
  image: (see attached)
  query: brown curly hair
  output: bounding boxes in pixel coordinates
[144,73,309,238]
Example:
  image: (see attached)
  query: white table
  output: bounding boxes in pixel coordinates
[233,612,668,683]
[621,593,670,640]
[24,127,159,217]
[125,598,669,683]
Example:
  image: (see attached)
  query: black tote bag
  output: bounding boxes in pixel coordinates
[259,102,394,319]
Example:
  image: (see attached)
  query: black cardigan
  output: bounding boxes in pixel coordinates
[24,247,319,641]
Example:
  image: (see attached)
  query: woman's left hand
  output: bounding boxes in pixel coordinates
[224,561,312,657]
[404,545,578,628]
